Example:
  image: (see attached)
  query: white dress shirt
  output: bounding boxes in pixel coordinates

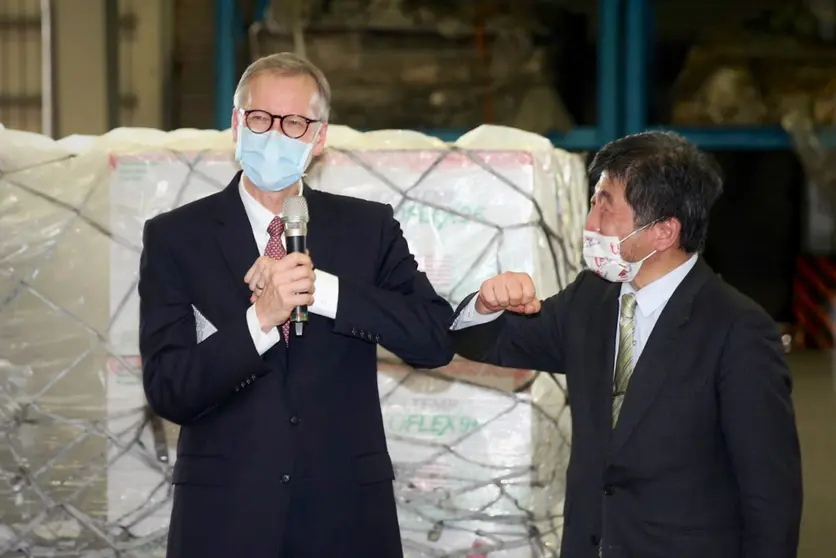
[239,180,340,355]
[613,254,697,367]
[450,254,699,372]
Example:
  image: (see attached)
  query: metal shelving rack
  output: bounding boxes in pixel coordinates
[213,0,619,151]
[213,0,836,151]
[624,0,836,150]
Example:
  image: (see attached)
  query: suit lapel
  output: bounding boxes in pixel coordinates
[302,188,338,276]
[214,172,261,304]
[585,281,621,439]
[609,259,712,456]
[213,178,338,307]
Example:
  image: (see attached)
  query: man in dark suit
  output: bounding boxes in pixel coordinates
[450,131,802,558]
[138,53,454,558]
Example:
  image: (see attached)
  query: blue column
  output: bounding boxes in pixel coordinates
[214,0,236,129]
[597,0,621,145]
[255,0,271,21]
[624,0,649,136]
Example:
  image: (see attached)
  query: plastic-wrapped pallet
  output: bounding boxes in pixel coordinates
[0,124,588,557]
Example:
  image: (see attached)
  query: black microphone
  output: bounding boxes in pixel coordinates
[281,195,310,337]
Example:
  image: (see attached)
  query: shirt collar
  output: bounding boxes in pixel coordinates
[621,253,699,317]
[238,176,277,236]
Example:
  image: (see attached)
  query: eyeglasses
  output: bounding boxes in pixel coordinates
[243,109,319,139]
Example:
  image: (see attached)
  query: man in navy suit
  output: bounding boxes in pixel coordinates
[138,52,454,558]
[450,132,802,558]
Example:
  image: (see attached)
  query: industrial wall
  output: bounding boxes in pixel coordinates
[0,0,170,135]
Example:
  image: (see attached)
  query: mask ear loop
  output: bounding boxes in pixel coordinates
[299,123,325,196]
[619,218,665,268]
[234,114,247,168]
[618,217,665,244]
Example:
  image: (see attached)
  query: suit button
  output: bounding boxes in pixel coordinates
[246,378,251,384]
[351,328,357,336]
[281,474,291,483]
[590,534,599,546]
[603,485,613,496]
[240,381,246,388]
[375,334,380,342]
[250,374,256,380]
[289,416,300,426]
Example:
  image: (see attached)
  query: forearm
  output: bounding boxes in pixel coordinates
[452,315,510,364]
[447,292,564,373]
[332,278,454,369]
[141,312,271,424]
[720,311,803,557]
[453,313,562,372]
[740,472,802,558]
[738,428,803,558]
[449,294,511,364]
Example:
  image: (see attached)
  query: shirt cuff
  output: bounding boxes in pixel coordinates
[246,304,282,355]
[449,296,504,330]
[310,269,339,319]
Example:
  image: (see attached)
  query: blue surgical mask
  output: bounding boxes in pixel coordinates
[235,124,316,192]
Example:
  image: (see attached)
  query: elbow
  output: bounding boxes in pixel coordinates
[407,325,455,370]
[438,345,456,368]
[450,329,489,364]
[416,345,455,370]
[142,366,201,426]
[429,324,455,367]
[396,301,455,369]
[144,385,197,426]
[430,303,456,366]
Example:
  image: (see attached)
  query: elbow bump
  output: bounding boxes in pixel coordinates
[416,341,455,370]
[143,384,196,426]
[147,402,195,426]
[425,328,455,368]
[437,346,456,368]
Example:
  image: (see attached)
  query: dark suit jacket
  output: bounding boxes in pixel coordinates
[138,173,454,558]
[451,259,802,558]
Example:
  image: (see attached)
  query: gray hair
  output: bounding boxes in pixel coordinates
[233,53,331,121]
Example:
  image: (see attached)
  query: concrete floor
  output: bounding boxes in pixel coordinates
[788,350,836,558]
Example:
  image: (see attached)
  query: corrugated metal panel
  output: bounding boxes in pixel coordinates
[0,0,44,132]
[172,0,217,128]
[0,0,146,134]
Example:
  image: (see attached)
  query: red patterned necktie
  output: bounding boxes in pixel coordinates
[265,216,290,345]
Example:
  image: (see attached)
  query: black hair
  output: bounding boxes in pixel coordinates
[588,131,723,253]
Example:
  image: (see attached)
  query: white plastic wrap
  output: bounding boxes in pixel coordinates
[0,124,588,557]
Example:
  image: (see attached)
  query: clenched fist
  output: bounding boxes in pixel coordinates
[245,252,315,331]
[475,272,541,315]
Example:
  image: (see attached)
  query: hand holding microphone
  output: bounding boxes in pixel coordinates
[245,195,312,335]
[281,195,310,336]
[245,252,314,332]
[475,272,541,315]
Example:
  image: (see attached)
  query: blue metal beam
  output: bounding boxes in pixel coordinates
[624,0,648,135]
[214,0,236,129]
[597,0,621,145]
[631,0,836,149]
[255,0,271,22]
[659,126,836,150]
[414,126,600,151]
[218,1,612,151]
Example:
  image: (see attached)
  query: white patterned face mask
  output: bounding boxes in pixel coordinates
[582,223,656,283]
